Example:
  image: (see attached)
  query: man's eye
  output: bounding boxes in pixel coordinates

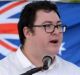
[45,24,52,27]
[43,24,50,27]
[57,25,62,28]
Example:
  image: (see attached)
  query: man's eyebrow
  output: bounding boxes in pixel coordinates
[42,21,53,24]
[42,21,62,24]
[57,21,62,23]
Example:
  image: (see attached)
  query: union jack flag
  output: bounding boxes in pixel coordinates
[0,1,29,59]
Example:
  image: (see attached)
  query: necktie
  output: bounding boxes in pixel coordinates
[21,56,53,75]
[21,67,42,75]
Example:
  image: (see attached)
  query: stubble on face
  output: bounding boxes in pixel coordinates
[30,10,62,57]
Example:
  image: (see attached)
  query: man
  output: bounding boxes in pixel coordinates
[0,1,80,75]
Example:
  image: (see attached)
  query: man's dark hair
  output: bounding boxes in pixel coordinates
[18,1,60,46]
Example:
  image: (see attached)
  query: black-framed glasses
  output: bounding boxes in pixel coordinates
[32,24,66,33]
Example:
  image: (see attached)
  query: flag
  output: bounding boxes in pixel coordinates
[0,1,80,67]
[0,1,28,59]
[57,3,80,67]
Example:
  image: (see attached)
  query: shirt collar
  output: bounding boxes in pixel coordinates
[16,47,34,69]
[48,55,60,70]
[16,47,60,70]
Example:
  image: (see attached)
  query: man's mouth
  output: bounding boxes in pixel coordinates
[49,40,58,44]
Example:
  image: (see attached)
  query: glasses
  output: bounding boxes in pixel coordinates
[32,24,66,33]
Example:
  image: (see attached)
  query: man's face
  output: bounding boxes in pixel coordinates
[26,10,63,57]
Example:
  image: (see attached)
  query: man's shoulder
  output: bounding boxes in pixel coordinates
[0,52,16,74]
[0,52,18,68]
[57,56,80,72]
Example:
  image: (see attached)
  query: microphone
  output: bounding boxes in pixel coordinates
[21,56,52,75]
[42,56,53,70]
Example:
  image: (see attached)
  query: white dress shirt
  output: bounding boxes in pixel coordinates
[0,47,80,75]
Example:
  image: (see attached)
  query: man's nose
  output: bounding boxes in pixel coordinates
[51,27,60,35]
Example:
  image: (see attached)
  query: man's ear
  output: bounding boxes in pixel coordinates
[23,27,32,38]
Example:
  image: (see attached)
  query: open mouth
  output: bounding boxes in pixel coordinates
[49,40,58,44]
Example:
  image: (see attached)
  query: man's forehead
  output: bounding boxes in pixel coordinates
[35,10,61,24]
[35,10,59,19]
[36,9,56,14]
[41,21,61,24]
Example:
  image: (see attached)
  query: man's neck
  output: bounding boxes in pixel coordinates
[21,43,55,68]
[22,46,43,67]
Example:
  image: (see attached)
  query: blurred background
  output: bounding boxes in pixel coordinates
[0,0,80,2]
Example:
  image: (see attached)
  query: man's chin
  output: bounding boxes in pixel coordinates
[47,47,59,55]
